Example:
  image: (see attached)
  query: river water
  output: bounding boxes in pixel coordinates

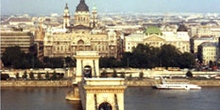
[1,87,220,110]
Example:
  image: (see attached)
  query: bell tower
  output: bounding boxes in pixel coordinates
[63,3,70,28]
[91,5,98,28]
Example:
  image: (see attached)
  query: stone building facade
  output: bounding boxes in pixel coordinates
[44,29,118,58]
[125,25,190,53]
[44,0,119,58]
[0,31,34,56]
[198,42,219,65]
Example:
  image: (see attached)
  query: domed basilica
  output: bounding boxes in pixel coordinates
[44,0,121,58]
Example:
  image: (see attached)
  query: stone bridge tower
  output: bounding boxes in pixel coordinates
[67,51,127,110]
[82,78,127,110]
[73,51,100,84]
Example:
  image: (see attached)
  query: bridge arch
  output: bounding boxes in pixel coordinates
[98,102,112,110]
[83,65,92,78]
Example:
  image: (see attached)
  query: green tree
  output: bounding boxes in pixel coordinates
[65,57,76,67]
[129,74,132,78]
[186,71,193,78]
[50,71,58,80]
[129,44,148,68]
[120,73,125,78]
[58,73,64,79]
[101,70,108,78]
[99,57,122,68]
[112,69,118,78]
[1,46,43,69]
[148,47,160,68]
[16,72,20,79]
[1,46,30,69]
[45,72,50,80]
[43,57,64,68]
[159,44,181,67]
[139,72,144,79]
[22,71,28,79]
[209,61,213,67]
[37,73,42,80]
[1,74,10,80]
[29,72,34,80]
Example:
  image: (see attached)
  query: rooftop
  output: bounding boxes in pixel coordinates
[76,0,89,12]
[145,26,162,35]
[201,42,219,47]
[177,25,188,32]
[9,18,32,22]
[194,37,215,40]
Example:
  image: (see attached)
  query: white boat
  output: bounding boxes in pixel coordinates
[155,83,201,90]
[154,77,201,90]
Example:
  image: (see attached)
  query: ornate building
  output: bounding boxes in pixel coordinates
[124,25,190,53]
[44,0,119,58]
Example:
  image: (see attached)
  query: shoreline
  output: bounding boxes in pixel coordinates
[0,80,73,87]
[1,79,220,87]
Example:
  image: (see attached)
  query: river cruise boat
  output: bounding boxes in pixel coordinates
[154,77,201,90]
[155,83,201,90]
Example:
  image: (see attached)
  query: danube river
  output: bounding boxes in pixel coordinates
[1,87,220,110]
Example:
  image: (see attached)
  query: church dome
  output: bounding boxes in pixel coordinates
[76,0,89,12]
[145,26,162,35]
[177,25,188,32]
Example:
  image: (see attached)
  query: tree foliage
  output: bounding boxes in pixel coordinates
[16,72,20,79]
[1,46,43,69]
[101,70,108,78]
[1,74,9,80]
[1,46,77,69]
[43,57,63,68]
[112,69,118,77]
[186,71,193,78]
[37,73,42,79]
[65,57,76,67]
[58,73,64,79]
[120,73,125,78]
[22,71,28,79]
[100,44,195,69]
[99,57,122,68]
[29,72,34,80]
[139,72,144,79]
[45,72,50,79]
[50,71,58,80]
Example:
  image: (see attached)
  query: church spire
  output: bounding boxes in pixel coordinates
[65,3,68,9]
[92,3,98,28]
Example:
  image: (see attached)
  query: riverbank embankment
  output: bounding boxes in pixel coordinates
[1,79,220,87]
[0,80,72,87]
[125,79,220,87]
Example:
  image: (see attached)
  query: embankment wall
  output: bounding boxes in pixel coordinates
[1,80,72,87]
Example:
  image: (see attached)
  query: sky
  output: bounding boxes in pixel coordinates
[1,0,220,15]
